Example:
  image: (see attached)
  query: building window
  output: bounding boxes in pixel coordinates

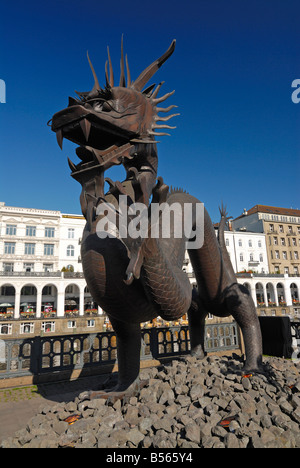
[6,224,16,236]
[250,253,254,262]
[225,238,229,247]
[4,242,15,254]
[24,263,34,272]
[284,267,289,274]
[43,263,54,272]
[294,266,299,275]
[292,238,297,246]
[273,237,278,245]
[283,251,287,260]
[297,227,300,235]
[238,239,242,247]
[275,251,280,259]
[3,263,14,273]
[41,321,55,333]
[24,243,35,255]
[42,286,52,295]
[271,310,276,316]
[0,285,15,295]
[294,251,299,260]
[26,226,36,237]
[269,224,274,232]
[288,226,292,234]
[0,324,12,335]
[22,286,36,295]
[248,240,252,247]
[279,225,284,233]
[66,245,75,257]
[68,320,76,329]
[87,319,95,328]
[20,322,34,334]
[45,227,55,238]
[281,238,285,246]
[258,240,262,248]
[259,254,263,262]
[44,244,54,256]
[68,228,75,239]
[240,254,244,262]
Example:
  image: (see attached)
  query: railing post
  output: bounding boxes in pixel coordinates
[30,336,42,375]
[149,327,159,359]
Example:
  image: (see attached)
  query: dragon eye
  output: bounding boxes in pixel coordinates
[93,100,112,113]
[102,101,112,112]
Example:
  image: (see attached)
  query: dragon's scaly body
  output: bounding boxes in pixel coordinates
[51,40,262,398]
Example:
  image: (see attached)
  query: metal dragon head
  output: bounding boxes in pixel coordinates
[51,38,178,179]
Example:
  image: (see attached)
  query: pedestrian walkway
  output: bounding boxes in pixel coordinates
[0,374,110,444]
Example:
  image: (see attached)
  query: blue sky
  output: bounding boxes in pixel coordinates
[0,0,299,223]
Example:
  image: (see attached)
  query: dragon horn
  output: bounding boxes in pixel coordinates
[107,46,114,87]
[125,54,131,87]
[87,51,100,92]
[131,39,176,92]
[119,35,126,87]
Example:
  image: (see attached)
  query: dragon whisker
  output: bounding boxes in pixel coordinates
[155,113,180,122]
[152,90,175,104]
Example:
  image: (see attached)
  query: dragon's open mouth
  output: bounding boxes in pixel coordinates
[51,103,136,179]
[51,39,177,182]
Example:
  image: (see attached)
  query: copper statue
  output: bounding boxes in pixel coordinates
[51,39,262,399]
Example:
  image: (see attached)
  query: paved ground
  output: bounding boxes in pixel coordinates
[0,374,110,444]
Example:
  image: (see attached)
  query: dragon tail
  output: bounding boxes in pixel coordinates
[217,202,236,281]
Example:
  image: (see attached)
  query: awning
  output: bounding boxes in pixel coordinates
[65,300,77,306]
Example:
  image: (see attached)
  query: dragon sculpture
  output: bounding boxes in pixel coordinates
[51,39,263,399]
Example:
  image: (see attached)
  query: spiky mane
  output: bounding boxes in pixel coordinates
[75,38,179,139]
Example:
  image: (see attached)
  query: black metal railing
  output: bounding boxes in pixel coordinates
[0,323,240,381]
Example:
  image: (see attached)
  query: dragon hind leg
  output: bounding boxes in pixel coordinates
[187,288,207,359]
[225,283,263,372]
[86,318,148,402]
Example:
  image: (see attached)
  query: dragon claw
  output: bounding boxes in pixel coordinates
[79,379,149,404]
[123,239,145,284]
[127,166,140,181]
[152,176,169,203]
[105,178,128,197]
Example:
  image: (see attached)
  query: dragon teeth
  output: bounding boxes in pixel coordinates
[67,157,77,172]
[80,119,91,142]
[56,129,63,149]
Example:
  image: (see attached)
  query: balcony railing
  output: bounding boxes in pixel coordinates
[0,323,240,381]
[0,271,85,278]
[0,271,62,277]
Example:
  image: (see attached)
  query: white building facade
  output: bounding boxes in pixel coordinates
[0,202,85,275]
[0,202,93,324]
[222,230,269,274]
[58,214,85,272]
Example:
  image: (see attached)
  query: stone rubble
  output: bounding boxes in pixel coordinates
[1,354,300,449]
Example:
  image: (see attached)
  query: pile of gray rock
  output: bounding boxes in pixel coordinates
[1,354,300,448]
